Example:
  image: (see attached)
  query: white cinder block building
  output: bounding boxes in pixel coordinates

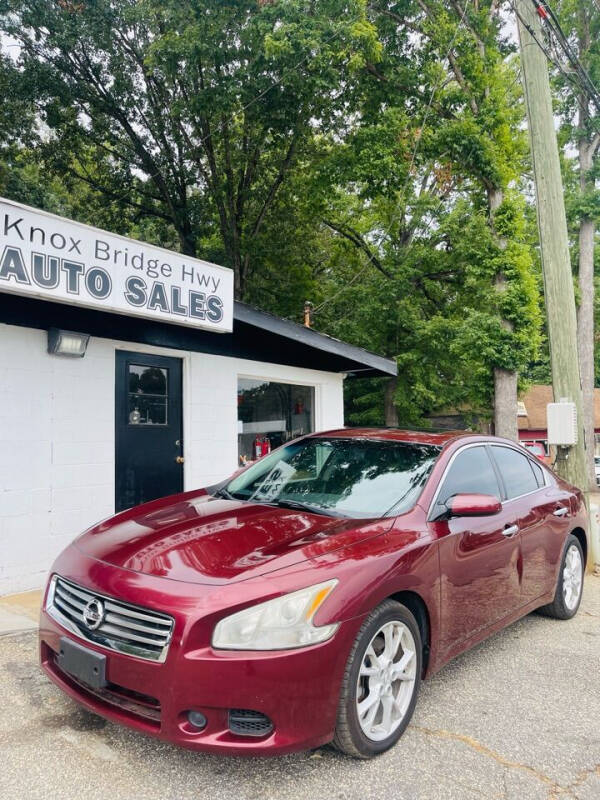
[0,198,396,594]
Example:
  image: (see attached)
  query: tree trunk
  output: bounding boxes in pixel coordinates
[233,261,242,300]
[179,226,197,258]
[384,377,399,427]
[494,368,518,440]
[577,141,596,490]
[226,240,243,300]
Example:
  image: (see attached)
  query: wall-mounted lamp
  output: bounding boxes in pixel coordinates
[47,328,90,358]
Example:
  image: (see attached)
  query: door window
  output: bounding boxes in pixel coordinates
[433,446,501,517]
[491,446,539,499]
[529,458,545,488]
[128,364,168,425]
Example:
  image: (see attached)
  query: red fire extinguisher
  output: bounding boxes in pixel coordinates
[253,436,272,459]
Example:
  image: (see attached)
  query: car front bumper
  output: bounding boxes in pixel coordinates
[39,547,362,756]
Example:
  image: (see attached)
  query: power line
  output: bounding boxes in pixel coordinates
[536,0,600,101]
[511,2,585,98]
[511,0,600,118]
[532,0,600,112]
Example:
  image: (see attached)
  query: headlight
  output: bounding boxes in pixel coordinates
[212,579,339,650]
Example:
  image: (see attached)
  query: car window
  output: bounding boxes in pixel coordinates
[434,446,501,514]
[491,446,538,499]
[529,458,545,488]
[225,437,441,518]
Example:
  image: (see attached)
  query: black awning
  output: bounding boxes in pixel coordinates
[233,302,396,377]
[0,293,397,378]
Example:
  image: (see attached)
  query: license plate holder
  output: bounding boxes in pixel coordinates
[57,636,107,690]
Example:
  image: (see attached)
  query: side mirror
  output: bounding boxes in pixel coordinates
[447,493,501,518]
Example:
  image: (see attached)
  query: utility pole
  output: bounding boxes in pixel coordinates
[516,0,588,491]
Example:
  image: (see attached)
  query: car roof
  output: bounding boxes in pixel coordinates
[308,427,471,447]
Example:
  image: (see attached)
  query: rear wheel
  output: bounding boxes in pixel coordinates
[538,534,584,620]
[332,600,421,758]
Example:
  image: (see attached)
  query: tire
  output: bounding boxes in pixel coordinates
[538,534,584,620]
[332,600,422,758]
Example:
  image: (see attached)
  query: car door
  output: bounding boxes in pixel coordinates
[430,444,522,655]
[489,445,571,602]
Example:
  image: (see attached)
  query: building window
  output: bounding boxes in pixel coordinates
[237,378,315,465]
[522,439,548,459]
[128,364,168,425]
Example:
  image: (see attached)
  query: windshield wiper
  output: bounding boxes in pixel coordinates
[271,498,338,517]
[213,486,236,500]
[213,489,337,516]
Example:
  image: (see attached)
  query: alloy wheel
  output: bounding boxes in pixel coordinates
[356,620,417,742]
[562,543,583,611]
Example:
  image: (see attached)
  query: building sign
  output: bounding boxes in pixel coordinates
[0,197,234,332]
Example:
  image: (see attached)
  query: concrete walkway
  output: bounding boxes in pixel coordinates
[1,578,600,799]
[0,589,40,635]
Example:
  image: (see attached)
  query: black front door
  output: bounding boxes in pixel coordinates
[115,351,183,512]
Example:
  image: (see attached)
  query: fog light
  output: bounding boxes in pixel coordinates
[187,710,207,730]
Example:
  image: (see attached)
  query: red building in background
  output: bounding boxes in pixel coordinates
[518,384,600,466]
[429,383,600,472]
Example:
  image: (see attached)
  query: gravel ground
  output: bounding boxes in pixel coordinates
[1,576,600,800]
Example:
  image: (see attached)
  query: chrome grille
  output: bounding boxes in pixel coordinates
[47,575,174,663]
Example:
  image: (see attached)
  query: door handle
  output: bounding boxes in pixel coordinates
[502,524,519,538]
[553,506,568,517]
[175,456,185,464]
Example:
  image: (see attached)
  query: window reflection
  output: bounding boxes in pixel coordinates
[227,438,440,518]
[237,379,314,465]
[128,365,168,425]
[491,446,538,498]
[436,447,500,508]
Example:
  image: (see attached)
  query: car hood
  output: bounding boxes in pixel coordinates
[74,490,393,585]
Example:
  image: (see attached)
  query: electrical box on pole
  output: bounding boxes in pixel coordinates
[547,400,578,446]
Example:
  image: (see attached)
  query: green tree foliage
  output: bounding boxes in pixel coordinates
[0,0,544,428]
[311,1,541,426]
[551,0,600,386]
[1,0,379,300]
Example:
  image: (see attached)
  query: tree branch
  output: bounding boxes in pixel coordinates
[322,218,393,279]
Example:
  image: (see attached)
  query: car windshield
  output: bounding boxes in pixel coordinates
[223,437,441,519]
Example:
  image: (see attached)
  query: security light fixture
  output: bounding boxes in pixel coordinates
[47,328,90,358]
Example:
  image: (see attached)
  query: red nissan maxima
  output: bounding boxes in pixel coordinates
[39,429,587,758]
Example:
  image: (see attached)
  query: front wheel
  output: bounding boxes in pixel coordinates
[332,600,422,758]
[538,534,584,620]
